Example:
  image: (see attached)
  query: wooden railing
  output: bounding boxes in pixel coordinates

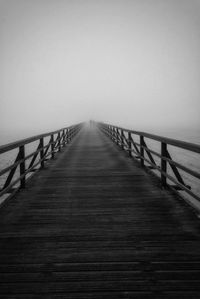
[98,122,200,205]
[0,123,83,199]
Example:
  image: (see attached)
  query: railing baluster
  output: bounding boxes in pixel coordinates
[68,129,71,142]
[68,128,70,142]
[112,127,116,142]
[111,127,114,140]
[121,129,124,149]
[128,132,132,157]
[51,134,54,159]
[19,145,26,188]
[63,129,66,146]
[140,136,144,167]
[107,125,110,136]
[2,152,21,189]
[111,127,114,141]
[65,129,68,144]
[116,128,119,145]
[161,142,167,187]
[40,138,45,168]
[58,132,61,151]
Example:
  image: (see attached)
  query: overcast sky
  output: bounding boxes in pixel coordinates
[0,0,200,141]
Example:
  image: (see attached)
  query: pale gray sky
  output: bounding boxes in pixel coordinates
[1,0,200,141]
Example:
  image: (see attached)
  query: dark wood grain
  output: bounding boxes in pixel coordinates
[0,124,200,298]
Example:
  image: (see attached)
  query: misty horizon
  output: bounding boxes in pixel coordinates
[1,0,200,143]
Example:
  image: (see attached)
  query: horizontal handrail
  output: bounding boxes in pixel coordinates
[98,122,200,207]
[0,125,80,154]
[0,123,83,199]
[99,123,200,154]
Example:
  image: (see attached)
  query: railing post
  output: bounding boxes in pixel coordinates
[116,128,119,145]
[113,127,116,142]
[62,130,65,147]
[106,125,108,136]
[51,134,54,159]
[19,145,26,188]
[107,125,110,136]
[69,129,72,141]
[110,127,113,140]
[111,127,114,141]
[161,142,167,187]
[121,129,124,150]
[140,136,144,167]
[128,132,132,157]
[112,127,115,142]
[66,128,69,143]
[72,127,75,138]
[58,132,61,151]
[63,129,66,146]
[40,138,45,168]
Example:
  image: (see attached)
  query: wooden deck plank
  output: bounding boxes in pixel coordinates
[0,124,200,297]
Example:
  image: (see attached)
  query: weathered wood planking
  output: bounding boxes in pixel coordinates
[0,124,200,298]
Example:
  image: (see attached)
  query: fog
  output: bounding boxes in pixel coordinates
[1,0,200,142]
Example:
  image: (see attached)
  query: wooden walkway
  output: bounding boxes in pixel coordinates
[0,124,200,298]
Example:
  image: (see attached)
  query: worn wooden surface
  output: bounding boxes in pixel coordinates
[0,124,200,298]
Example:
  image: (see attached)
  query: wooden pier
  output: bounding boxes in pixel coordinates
[0,124,200,298]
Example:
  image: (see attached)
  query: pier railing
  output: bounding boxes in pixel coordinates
[0,123,82,198]
[98,122,200,204]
